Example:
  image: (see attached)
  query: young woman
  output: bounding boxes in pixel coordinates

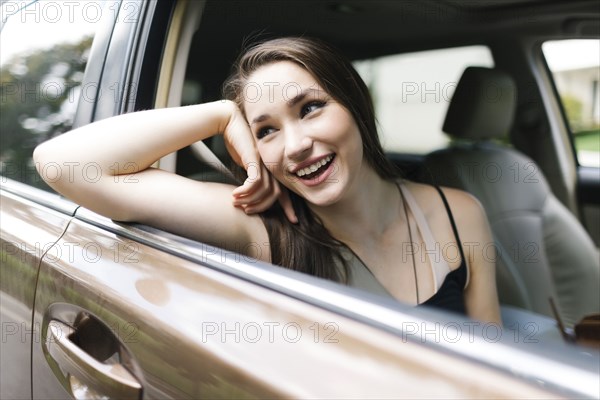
[34,37,501,324]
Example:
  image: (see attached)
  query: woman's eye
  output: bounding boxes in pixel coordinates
[257,126,277,139]
[300,101,325,118]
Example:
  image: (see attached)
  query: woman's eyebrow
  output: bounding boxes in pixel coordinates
[250,87,323,125]
[250,114,270,126]
[286,88,321,107]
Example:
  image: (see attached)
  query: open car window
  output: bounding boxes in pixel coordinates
[542,39,600,168]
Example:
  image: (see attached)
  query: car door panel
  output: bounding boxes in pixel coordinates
[0,184,76,400]
[28,209,568,399]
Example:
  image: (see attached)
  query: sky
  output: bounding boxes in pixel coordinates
[543,40,600,71]
[0,0,113,66]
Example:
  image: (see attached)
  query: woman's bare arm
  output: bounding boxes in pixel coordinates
[33,100,286,261]
[442,188,502,325]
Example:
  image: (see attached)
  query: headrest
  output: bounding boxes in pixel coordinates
[443,67,516,141]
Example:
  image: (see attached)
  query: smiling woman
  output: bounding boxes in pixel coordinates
[33,36,501,324]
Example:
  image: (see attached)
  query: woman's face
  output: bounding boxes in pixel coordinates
[243,61,365,207]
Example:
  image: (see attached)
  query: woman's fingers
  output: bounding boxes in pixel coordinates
[231,165,267,202]
[232,164,275,208]
[232,164,297,223]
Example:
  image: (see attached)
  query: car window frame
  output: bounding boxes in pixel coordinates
[533,35,600,244]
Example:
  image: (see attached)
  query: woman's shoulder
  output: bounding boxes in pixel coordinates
[401,180,489,246]
[402,180,485,221]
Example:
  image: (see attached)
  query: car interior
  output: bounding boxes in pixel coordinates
[419,66,599,327]
[151,0,600,328]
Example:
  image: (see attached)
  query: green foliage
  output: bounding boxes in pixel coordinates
[574,129,600,152]
[560,94,584,133]
[0,36,93,189]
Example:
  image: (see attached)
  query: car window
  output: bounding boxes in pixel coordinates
[353,46,494,154]
[542,39,600,168]
[0,0,101,191]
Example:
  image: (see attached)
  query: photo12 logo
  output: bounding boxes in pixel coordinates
[1,1,139,26]
[200,321,340,344]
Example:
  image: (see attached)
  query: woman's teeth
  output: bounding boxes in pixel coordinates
[295,155,333,178]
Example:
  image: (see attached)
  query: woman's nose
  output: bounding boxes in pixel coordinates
[284,127,313,160]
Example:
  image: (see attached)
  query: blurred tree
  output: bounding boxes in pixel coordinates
[560,93,584,133]
[1,36,93,190]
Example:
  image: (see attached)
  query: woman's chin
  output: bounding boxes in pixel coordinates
[300,185,345,208]
[279,171,348,208]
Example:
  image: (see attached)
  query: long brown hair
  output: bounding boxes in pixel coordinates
[223,37,399,282]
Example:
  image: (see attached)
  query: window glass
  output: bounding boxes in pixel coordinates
[353,46,494,154]
[542,40,600,168]
[0,0,102,190]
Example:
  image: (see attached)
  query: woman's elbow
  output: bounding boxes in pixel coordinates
[32,138,82,195]
[33,141,58,186]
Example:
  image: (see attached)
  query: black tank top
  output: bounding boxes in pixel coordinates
[419,186,467,315]
[343,183,469,315]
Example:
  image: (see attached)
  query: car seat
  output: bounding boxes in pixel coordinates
[419,66,599,327]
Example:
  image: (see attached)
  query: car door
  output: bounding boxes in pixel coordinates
[32,207,595,399]
[0,182,77,399]
[0,1,112,398]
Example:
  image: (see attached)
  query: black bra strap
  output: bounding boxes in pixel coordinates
[434,186,466,265]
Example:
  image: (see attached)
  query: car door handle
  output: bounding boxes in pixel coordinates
[46,320,142,400]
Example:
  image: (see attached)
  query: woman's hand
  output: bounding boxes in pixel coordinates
[223,102,298,224]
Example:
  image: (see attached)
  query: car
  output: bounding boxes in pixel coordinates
[1,0,599,398]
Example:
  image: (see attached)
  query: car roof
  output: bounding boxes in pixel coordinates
[196,0,599,58]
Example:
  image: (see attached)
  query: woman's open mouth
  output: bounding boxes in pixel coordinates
[293,154,336,186]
